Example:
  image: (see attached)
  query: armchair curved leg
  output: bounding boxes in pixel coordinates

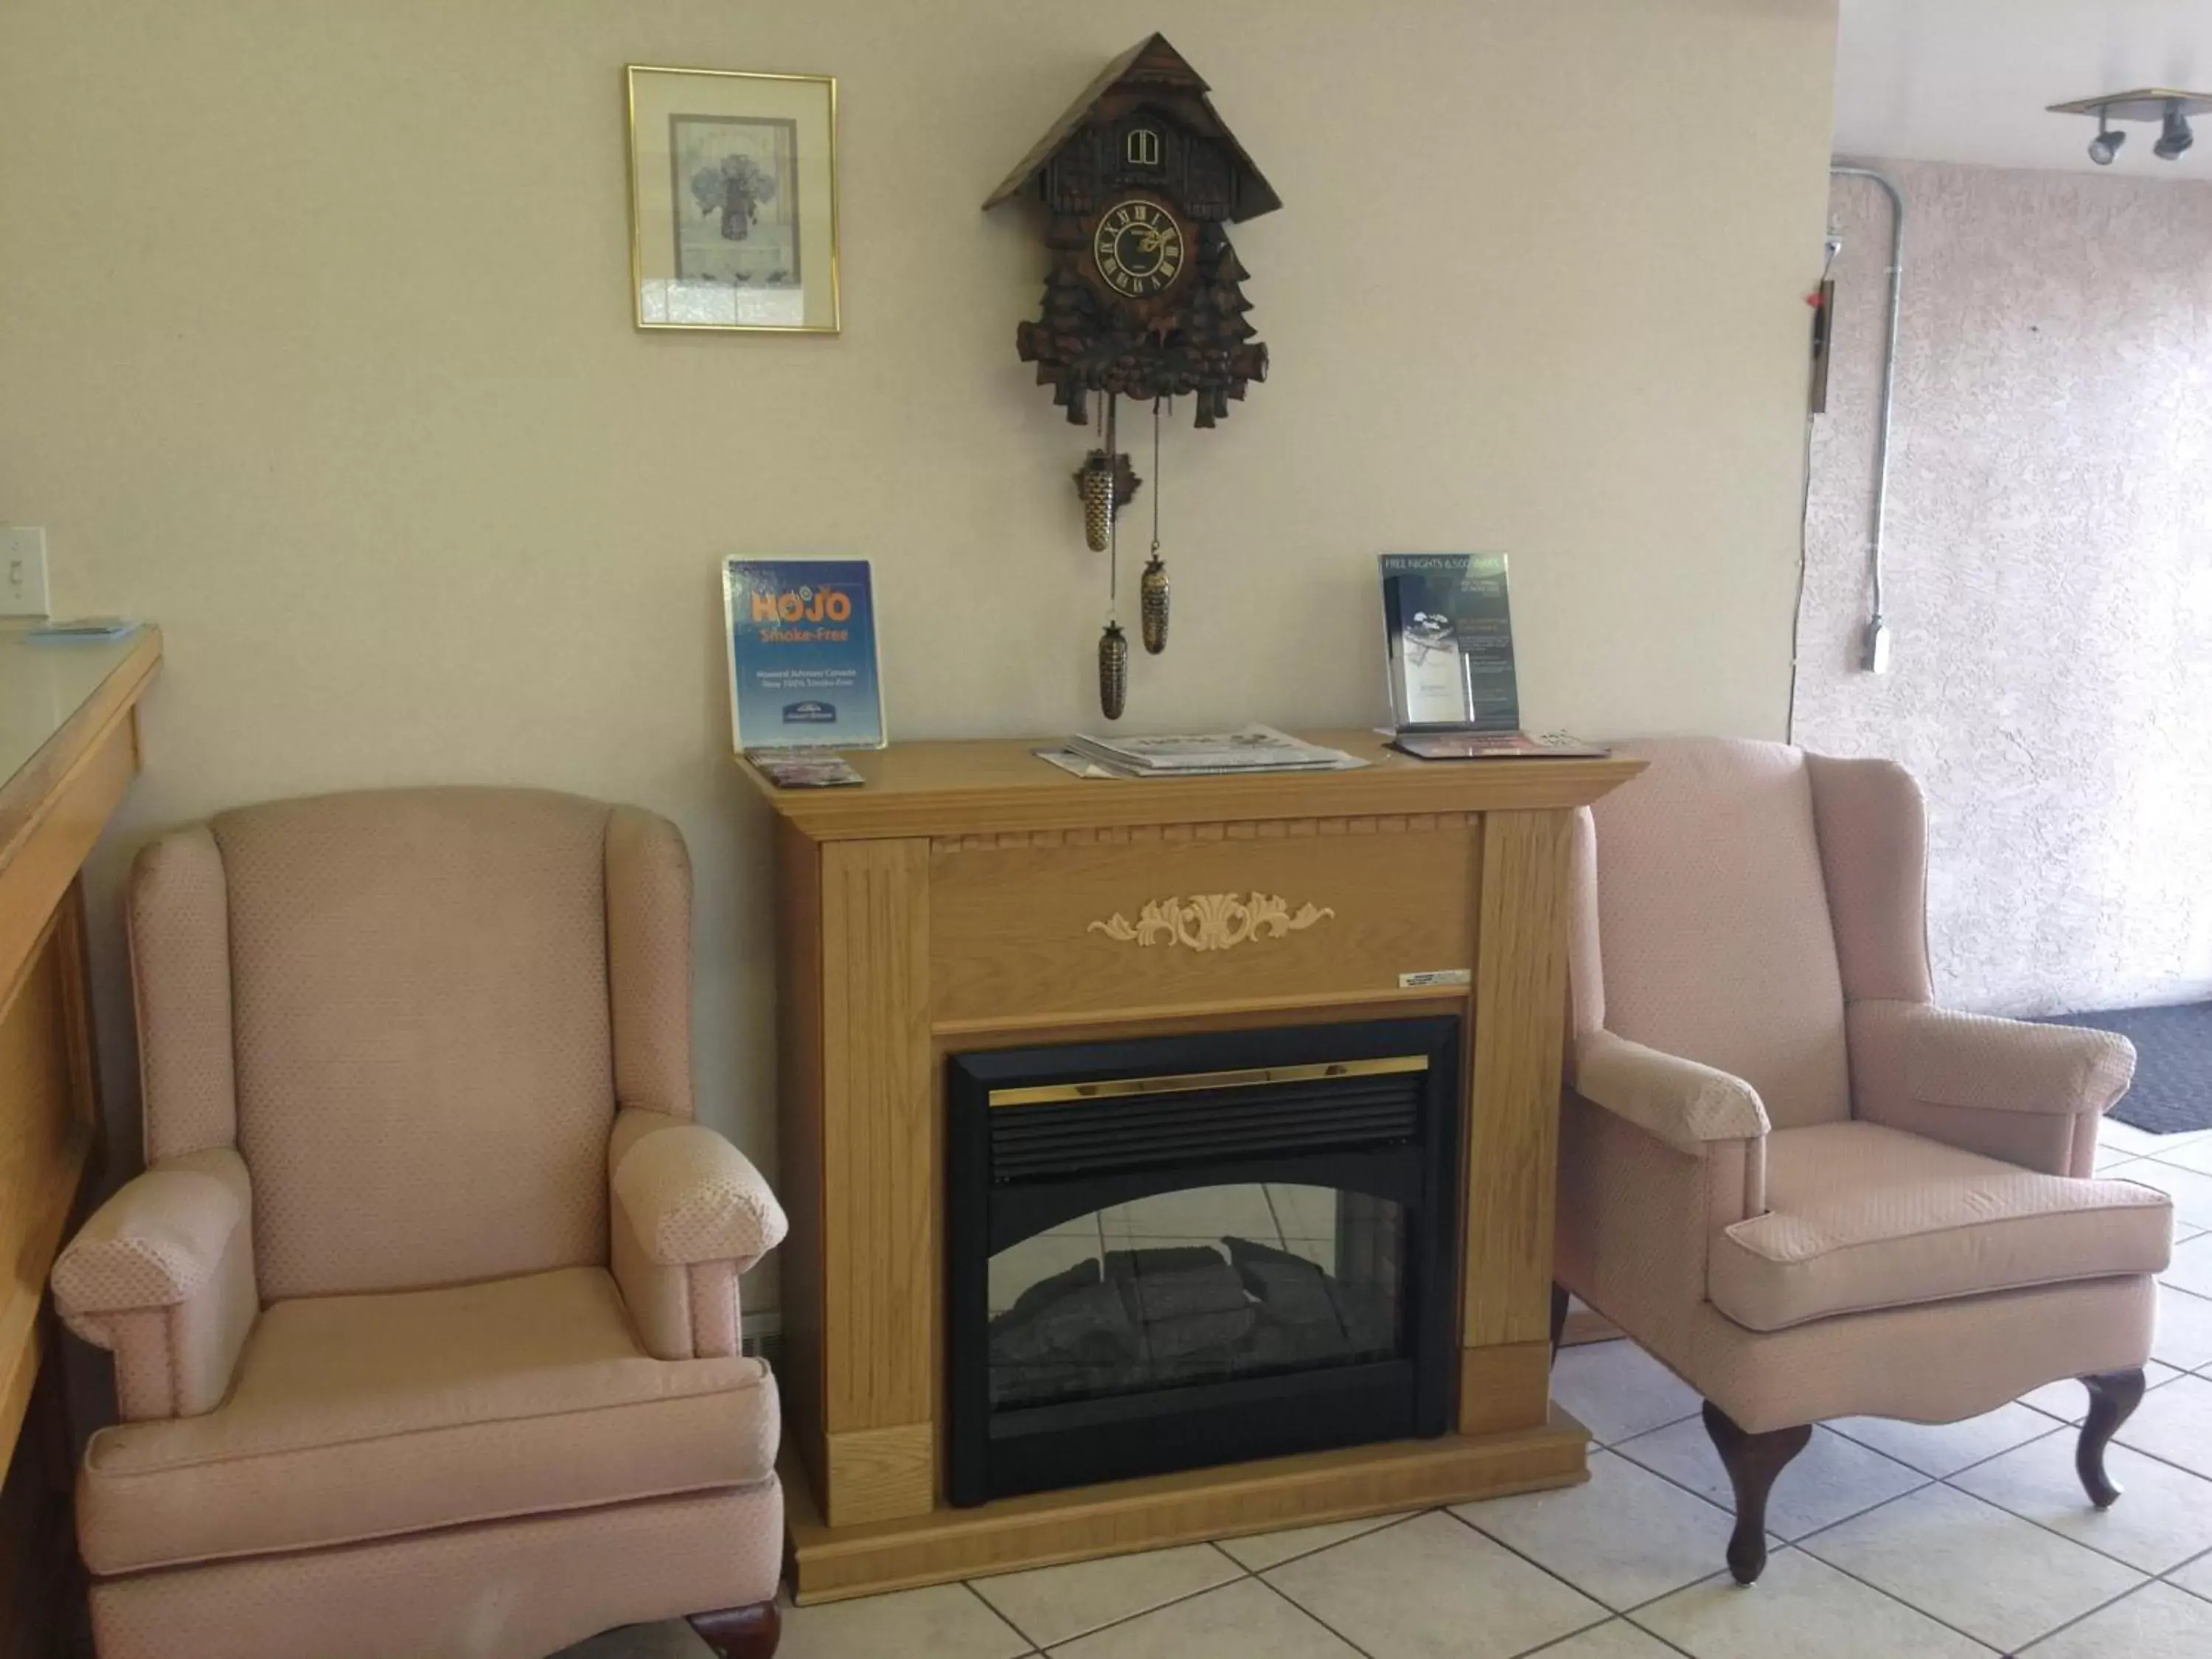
[690,1600,782,1658]
[1701,1401,1810,1586]
[2078,1368,2146,1509]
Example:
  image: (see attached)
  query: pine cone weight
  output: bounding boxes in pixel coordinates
[1140,555,1169,655]
[1077,451,1115,552]
[1098,622,1129,720]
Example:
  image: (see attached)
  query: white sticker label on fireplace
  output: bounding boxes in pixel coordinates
[1399,969,1472,989]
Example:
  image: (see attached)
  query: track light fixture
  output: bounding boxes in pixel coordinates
[2050,88,2212,165]
[2156,103,2195,160]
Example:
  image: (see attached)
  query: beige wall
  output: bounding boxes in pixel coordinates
[0,1,1836,1309]
[1796,160,2212,1017]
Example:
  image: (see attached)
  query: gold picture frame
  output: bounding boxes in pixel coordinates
[626,65,841,333]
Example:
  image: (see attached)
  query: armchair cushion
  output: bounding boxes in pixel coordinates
[77,1267,776,1576]
[53,1150,259,1420]
[1574,1029,1770,1155]
[1709,1121,2171,1332]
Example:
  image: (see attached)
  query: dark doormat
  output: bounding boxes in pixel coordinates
[2034,1001,2212,1135]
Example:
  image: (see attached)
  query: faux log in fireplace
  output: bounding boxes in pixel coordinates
[948,1018,1462,1503]
[745,731,1643,1602]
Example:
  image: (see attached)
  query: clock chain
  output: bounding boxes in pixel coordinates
[1141,396,1169,655]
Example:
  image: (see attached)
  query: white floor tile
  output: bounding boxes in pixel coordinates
[2152,1283,2212,1370]
[1548,1339,1701,1446]
[1799,1484,2143,1653]
[2123,1159,2212,1229]
[1264,1184,1338,1240]
[2113,1371,2212,1477]
[1214,1510,1413,1571]
[1265,1509,1605,1659]
[1632,1548,1990,1659]
[1828,1401,2062,1477]
[2099,1120,2169,1156]
[777,1583,1032,1659]
[2016,1362,2183,1422]
[1454,1450,1747,1611]
[2160,1233,2212,1299]
[973,1544,1240,1649]
[2165,1545,2212,1600]
[1952,1430,2212,1573]
[1529,1622,1683,1659]
[2020,1581,2212,1658]
[1047,1578,1359,1659]
[2095,1148,2143,1173]
[1613,1417,1926,1540]
[2148,1135,2212,1175]
[1102,1185,1281,1244]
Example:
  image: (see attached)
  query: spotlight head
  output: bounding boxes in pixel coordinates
[2089,126,2126,164]
[2156,105,2194,159]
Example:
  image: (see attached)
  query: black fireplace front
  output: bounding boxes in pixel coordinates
[947,1017,1461,1506]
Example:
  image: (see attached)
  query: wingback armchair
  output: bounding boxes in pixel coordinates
[1555,740,2172,1584]
[52,789,787,1659]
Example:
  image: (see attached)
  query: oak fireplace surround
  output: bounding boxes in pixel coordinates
[744,732,1644,1602]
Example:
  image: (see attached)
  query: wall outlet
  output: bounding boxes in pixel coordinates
[0,527,50,618]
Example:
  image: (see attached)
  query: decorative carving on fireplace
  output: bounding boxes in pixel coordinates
[1087,890,1335,952]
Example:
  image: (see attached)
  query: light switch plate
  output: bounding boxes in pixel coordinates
[0,527,50,617]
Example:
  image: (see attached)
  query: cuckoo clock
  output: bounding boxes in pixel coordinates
[985,34,1279,717]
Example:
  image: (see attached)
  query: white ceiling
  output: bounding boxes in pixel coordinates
[1836,0,2212,173]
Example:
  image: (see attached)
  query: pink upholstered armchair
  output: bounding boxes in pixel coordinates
[1554,740,2172,1585]
[52,789,787,1659]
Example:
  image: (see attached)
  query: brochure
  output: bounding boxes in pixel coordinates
[722,558,885,752]
[1063,726,1366,777]
[1378,553,1518,732]
[1388,731,1610,762]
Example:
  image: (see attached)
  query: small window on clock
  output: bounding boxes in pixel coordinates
[1126,128,1161,167]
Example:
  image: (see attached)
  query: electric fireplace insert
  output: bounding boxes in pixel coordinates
[947,1016,1462,1506]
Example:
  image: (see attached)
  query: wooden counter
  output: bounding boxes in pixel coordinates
[742,734,1643,1601]
[0,624,160,1652]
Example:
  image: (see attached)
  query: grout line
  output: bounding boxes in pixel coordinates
[1780,1542,2008,1654]
[1610,1420,1940,1546]
[1248,1568,1384,1659]
[958,1576,1048,1652]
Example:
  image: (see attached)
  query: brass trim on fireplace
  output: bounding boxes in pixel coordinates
[987,1054,1430,1108]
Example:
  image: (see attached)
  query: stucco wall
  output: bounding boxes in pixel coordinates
[1796,159,2212,1016]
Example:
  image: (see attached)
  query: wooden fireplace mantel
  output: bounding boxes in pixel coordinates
[744,731,1644,1601]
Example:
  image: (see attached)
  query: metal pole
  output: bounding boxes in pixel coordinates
[1830,165,1904,673]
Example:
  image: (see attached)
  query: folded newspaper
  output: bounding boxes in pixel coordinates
[1043,725,1367,779]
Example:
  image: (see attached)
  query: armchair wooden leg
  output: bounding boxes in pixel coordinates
[2077,1368,2147,1509]
[1550,1282,1570,1360]
[690,1601,781,1658]
[1701,1401,1810,1586]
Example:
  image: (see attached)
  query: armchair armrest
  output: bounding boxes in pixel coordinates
[1849,1000,2135,1175]
[609,1107,787,1360]
[1573,1029,1771,1156]
[52,1148,258,1420]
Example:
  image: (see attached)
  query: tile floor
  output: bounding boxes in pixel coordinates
[566,1121,2212,1659]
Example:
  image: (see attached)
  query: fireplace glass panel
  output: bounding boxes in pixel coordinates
[986,1182,1405,1413]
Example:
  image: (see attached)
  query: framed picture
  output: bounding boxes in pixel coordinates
[626,66,841,333]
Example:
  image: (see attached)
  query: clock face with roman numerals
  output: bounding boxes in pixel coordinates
[1091,198,1187,299]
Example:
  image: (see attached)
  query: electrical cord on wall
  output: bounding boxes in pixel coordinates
[1786,408,1818,744]
[1786,232,1843,742]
